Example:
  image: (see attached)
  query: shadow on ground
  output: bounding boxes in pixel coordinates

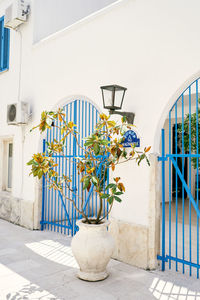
[0,219,200,300]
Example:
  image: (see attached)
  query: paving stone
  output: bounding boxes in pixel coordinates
[1,219,200,300]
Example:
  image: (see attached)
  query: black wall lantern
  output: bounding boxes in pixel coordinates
[100,85,135,124]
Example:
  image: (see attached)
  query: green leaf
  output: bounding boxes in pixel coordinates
[49,170,53,178]
[122,116,127,123]
[108,195,114,204]
[114,191,123,196]
[146,156,150,166]
[38,170,43,179]
[84,140,94,146]
[106,183,116,190]
[27,159,34,165]
[83,177,90,190]
[111,186,117,194]
[93,143,100,155]
[101,194,110,199]
[114,196,122,202]
[101,140,109,145]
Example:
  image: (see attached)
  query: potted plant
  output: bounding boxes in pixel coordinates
[27,109,150,281]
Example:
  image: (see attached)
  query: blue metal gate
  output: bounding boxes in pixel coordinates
[41,99,109,236]
[158,78,200,277]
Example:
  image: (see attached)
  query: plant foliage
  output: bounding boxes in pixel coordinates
[178,108,200,169]
[27,109,151,224]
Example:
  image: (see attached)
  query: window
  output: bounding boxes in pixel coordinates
[7,142,13,189]
[2,140,13,191]
[0,16,10,72]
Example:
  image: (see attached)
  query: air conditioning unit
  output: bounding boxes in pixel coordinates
[7,102,29,125]
[4,0,30,29]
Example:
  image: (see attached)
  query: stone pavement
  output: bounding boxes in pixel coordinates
[0,219,200,300]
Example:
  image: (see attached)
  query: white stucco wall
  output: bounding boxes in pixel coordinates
[0,0,34,200]
[33,0,118,42]
[1,0,200,229]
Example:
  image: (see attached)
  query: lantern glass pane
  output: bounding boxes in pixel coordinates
[114,90,124,109]
[103,89,113,108]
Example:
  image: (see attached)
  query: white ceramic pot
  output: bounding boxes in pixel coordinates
[71,219,115,281]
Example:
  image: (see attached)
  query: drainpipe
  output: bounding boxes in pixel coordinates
[16,27,25,199]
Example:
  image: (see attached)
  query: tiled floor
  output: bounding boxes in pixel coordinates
[0,219,200,300]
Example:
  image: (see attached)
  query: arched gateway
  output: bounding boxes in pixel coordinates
[40,98,109,236]
[158,78,200,278]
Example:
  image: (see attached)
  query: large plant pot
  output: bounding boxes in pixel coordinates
[71,219,115,281]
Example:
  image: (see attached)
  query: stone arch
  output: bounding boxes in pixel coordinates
[153,70,200,153]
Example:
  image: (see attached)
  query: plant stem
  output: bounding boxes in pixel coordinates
[96,196,103,223]
[99,202,113,222]
[45,175,90,223]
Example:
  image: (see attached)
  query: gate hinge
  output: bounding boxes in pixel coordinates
[158,156,168,162]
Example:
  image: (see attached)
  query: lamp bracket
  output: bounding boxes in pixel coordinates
[109,110,135,124]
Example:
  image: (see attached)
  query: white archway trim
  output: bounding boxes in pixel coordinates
[52,94,102,114]
[154,70,200,153]
[37,94,102,151]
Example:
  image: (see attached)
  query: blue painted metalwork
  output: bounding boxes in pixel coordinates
[0,17,10,72]
[169,110,172,270]
[41,99,109,236]
[158,78,200,278]
[3,26,9,70]
[196,80,199,278]
[0,17,4,71]
[189,86,192,276]
[161,129,166,271]
[182,94,185,274]
[175,103,178,272]
[41,139,46,231]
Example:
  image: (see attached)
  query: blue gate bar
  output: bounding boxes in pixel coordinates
[85,101,88,217]
[72,100,77,235]
[161,128,166,271]
[68,102,72,233]
[47,128,50,230]
[196,80,199,278]
[66,104,69,235]
[41,139,46,231]
[189,85,192,276]
[58,113,61,232]
[64,104,67,234]
[171,158,200,218]
[77,100,81,219]
[50,121,54,231]
[175,103,178,271]
[164,154,200,158]
[106,166,109,219]
[61,117,64,233]
[169,110,172,269]
[45,131,48,231]
[57,191,72,228]
[55,112,59,232]
[91,104,94,217]
[182,93,185,274]
[42,221,71,229]
[166,255,200,269]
